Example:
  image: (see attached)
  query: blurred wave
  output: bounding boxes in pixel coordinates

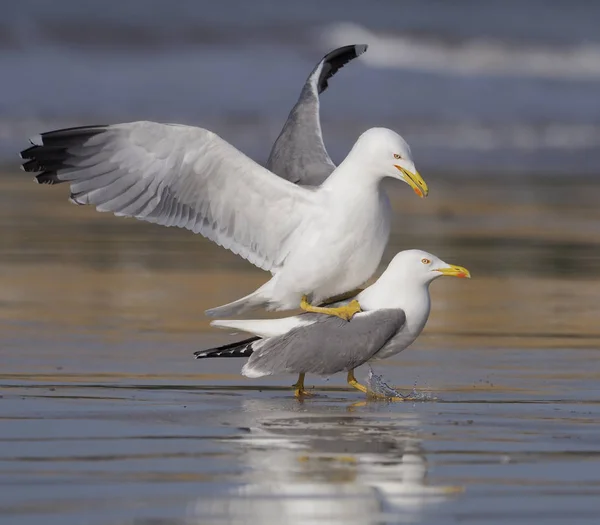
[325,22,600,80]
[3,0,600,174]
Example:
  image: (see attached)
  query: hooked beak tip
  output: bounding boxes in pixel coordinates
[395,165,428,198]
[436,265,471,279]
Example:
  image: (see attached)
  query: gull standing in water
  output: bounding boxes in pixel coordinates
[19,46,428,320]
[195,250,470,397]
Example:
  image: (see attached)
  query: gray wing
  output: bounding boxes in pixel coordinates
[20,122,316,272]
[266,44,367,186]
[243,309,405,377]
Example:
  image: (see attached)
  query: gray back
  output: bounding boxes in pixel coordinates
[246,309,406,376]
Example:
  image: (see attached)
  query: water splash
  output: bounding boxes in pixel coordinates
[366,367,437,401]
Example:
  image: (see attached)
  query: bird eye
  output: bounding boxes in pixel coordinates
[393,153,402,159]
[421,258,431,264]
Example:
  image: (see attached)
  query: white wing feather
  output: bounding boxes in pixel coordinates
[50,121,316,272]
[210,316,313,338]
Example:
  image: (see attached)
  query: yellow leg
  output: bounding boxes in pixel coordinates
[292,373,312,398]
[301,295,361,322]
[347,369,368,394]
[385,394,405,402]
[347,369,405,401]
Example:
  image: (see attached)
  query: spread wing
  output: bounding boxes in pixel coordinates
[20,121,316,272]
[266,44,367,186]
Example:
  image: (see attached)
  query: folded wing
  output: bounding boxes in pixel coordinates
[21,121,315,272]
[242,309,406,377]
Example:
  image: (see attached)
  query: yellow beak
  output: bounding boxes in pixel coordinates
[394,165,429,198]
[435,265,471,278]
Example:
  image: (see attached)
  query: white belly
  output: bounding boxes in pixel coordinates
[268,190,391,309]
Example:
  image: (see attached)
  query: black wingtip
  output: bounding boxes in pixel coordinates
[35,172,62,185]
[317,44,368,94]
[355,44,368,56]
[21,159,41,172]
[19,125,109,185]
[20,145,37,160]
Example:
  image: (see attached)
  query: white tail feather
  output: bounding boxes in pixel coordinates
[205,289,266,317]
[210,316,312,338]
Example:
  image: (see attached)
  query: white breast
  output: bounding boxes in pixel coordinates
[358,280,432,361]
[270,187,391,307]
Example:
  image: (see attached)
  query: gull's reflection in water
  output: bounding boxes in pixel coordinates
[188,398,462,525]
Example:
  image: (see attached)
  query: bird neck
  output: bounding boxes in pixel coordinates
[322,145,384,190]
[357,276,432,334]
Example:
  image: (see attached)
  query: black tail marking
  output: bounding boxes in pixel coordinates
[317,44,368,94]
[194,336,260,359]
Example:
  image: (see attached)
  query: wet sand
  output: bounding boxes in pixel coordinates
[2,172,600,524]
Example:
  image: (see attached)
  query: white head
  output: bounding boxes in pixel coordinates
[356,249,470,361]
[384,249,470,286]
[351,128,428,198]
[358,249,470,311]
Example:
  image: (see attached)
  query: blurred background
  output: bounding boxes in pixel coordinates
[2,2,600,524]
[1,0,600,344]
[4,0,600,172]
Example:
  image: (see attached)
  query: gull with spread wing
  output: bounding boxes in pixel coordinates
[19,46,428,320]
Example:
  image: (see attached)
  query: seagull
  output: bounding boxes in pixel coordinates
[19,47,428,321]
[194,250,470,397]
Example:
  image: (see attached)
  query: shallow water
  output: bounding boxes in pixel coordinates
[2,173,600,524]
